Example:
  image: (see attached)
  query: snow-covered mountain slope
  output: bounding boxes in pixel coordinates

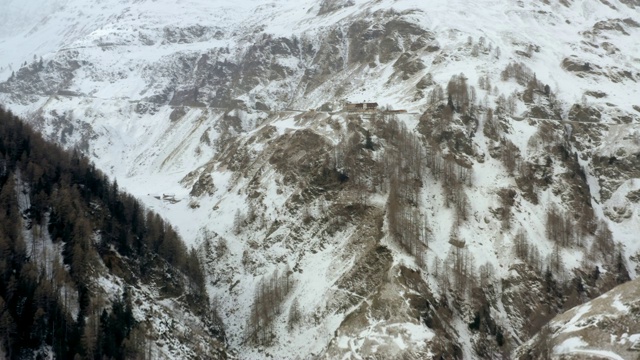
[516,276,640,359]
[1,0,640,358]
[0,0,638,187]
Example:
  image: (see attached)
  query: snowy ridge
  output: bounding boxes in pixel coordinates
[517,276,640,359]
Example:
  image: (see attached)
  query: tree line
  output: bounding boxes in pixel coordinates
[245,266,294,346]
[0,105,210,359]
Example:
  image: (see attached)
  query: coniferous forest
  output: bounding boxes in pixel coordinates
[0,105,214,359]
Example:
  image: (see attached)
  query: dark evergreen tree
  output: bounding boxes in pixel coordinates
[0,105,211,358]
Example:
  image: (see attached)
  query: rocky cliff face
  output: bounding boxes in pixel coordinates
[1,0,640,358]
